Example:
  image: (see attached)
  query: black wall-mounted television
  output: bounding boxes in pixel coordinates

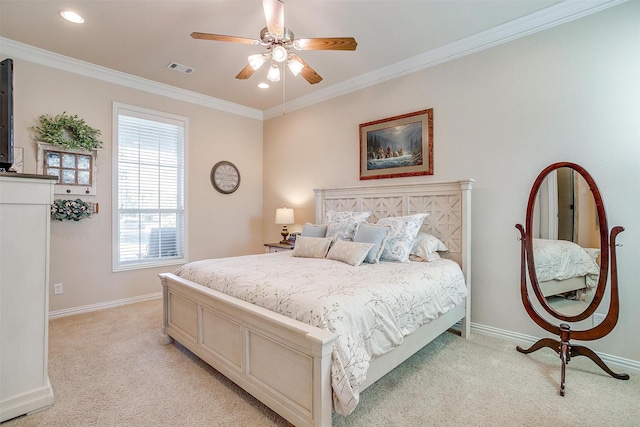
[0,58,15,172]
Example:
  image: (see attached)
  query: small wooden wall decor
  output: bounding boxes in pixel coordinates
[359,109,433,180]
[37,143,98,195]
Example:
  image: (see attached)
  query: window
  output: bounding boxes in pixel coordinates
[113,103,187,271]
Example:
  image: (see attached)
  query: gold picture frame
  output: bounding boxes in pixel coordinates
[359,109,433,180]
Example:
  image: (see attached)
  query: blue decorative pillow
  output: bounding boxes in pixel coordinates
[353,222,391,264]
[301,222,328,238]
[377,213,428,262]
[324,210,371,242]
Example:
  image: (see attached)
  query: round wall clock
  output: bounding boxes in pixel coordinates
[210,161,241,194]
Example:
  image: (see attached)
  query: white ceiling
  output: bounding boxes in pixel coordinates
[0,1,621,116]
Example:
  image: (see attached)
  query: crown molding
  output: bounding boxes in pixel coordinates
[263,0,627,119]
[0,37,264,121]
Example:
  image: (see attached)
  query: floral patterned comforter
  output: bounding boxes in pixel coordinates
[174,252,468,415]
[533,238,600,287]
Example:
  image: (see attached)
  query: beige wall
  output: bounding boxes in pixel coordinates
[263,2,640,362]
[5,60,263,312]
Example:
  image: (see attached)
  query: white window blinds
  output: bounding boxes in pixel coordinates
[113,104,187,271]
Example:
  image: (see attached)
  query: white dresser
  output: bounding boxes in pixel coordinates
[0,173,56,422]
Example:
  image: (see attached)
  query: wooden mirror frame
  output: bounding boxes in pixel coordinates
[515,161,628,396]
[525,162,610,324]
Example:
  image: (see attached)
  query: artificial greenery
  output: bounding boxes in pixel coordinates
[51,199,92,221]
[33,112,103,151]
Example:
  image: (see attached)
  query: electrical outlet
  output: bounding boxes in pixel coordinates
[53,283,63,295]
[593,313,606,327]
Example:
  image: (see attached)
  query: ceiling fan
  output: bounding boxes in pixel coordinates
[191,0,357,85]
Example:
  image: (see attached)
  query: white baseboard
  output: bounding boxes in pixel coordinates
[48,292,163,319]
[50,299,639,376]
[470,322,640,375]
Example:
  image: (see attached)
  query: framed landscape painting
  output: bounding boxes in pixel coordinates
[359,109,433,180]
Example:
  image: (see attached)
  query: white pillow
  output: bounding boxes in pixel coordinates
[326,240,374,266]
[353,222,390,264]
[324,210,371,242]
[411,233,449,262]
[291,236,332,259]
[377,213,428,262]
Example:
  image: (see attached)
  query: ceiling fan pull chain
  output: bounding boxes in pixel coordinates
[282,64,286,115]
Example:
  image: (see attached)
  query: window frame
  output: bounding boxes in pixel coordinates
[112,102,188,272]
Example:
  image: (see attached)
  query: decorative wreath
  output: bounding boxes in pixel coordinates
[33,112,103,151]
[51,199,93,221]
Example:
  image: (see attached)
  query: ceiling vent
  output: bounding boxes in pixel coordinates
[167,62,194,74]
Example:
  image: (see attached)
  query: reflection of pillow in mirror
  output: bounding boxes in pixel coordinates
[301,222,328,238]
[411,233,449,262]
[291,236,332,259]
[377,213,428,262]
[353,222,391,264]
[326,240,374,266]
[324,210,371,242]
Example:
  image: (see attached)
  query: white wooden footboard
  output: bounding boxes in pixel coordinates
[540,276,588,297]
[159,273,337,427]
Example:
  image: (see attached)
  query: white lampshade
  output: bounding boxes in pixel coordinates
[275,207,295,225]
[267,63,280,82]
[287,58,304,76]
[272,45,288,63]
[248,53,268,71]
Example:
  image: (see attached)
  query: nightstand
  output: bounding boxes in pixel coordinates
[264,242,295,253]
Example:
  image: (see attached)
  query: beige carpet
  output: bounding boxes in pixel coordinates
[4,299,638,427]
[547,295,590,317]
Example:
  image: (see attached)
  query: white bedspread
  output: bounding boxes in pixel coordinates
[533,238,600,288]
[174,252,467,415]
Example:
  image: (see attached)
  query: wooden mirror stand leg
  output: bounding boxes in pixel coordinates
[517,323,629,397]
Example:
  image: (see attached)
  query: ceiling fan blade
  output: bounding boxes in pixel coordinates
[289,54,322,84]
[262,0,284,37]
[295,37,357,51]
[191,32,258,45]
[235,64,257,80]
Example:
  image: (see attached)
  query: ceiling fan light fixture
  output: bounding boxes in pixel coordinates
[266,64,280,82]
[287,58,304,76]
[271,45,288,63]
[248,53,268,71]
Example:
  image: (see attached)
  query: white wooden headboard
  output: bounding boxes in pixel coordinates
[314,180,473,275]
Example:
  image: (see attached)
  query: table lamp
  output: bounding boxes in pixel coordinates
[275,207,295,244]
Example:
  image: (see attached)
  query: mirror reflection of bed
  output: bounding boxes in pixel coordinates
[532,167,600,316]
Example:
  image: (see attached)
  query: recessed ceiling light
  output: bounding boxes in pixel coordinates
[59,10,84,24]
[258,82,270,89]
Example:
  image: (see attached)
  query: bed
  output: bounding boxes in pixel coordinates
[533,238,600,298]
[159,180,473,426]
